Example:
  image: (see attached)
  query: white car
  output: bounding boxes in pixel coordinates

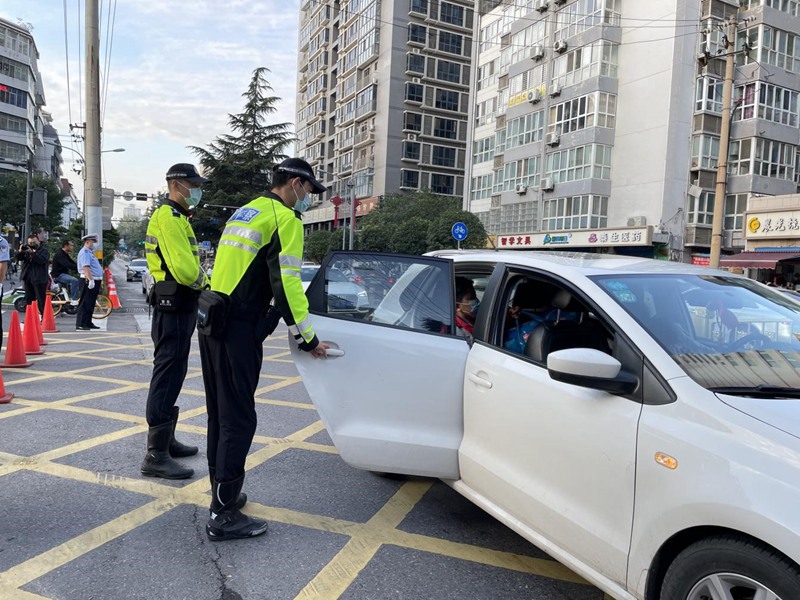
[292,250,800,600]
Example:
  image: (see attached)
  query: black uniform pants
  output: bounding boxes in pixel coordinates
[24,279,46,316]
[145,301,197,426]
[76,279,101,328]
[200,314,271,483]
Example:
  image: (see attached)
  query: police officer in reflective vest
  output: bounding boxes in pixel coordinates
[141,163,209,480]
[200,158,328,541]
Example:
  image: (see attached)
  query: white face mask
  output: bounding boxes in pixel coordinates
[178,182,203,209]
[292,183,311,213]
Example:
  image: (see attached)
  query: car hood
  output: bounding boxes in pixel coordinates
[719,395,800,441]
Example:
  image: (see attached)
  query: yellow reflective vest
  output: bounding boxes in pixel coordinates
[145,200,208,290]
[211,192,318,351]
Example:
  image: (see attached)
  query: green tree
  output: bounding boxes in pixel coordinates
[190,67,293,227]
[0,173,67,237]
[304,230,340,263]
[116,215,148,256]
[356,190,487,254]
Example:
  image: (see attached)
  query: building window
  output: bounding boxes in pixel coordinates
[438,31,463,55]
[729,137,796,180]
[472,135,494,164]
[405,82,424,103]
[407,53,425,74]
[687,191,714,226]
[439,2,465,27]
[763,0,800,16]
[554,0,622,40]
[408,23,426,44]
[410,0,428,16]
[431,173,455,194]
[696,77,723,113]
[506,110,544,149]
[691,134,720,170]
[501,157,540,190]
[433,117,458,139]
[403,141,421,161]
[0,56,29,83]
[546,144,613,183]
[0,113,28,135]
[0,84,28,109]
[0,139,27,163]
[432,145,456,167]
[551,41,619,89]
[436,60,461,83]
[734,82,799,126]
[725,193,748,231]
[401,169,420,188]
[435,89,459,111]
[404,112,422,131]
[548,92,616,135]
[542,195,609,231]
[471,173,494,201]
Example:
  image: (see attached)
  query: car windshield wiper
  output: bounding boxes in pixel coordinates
[710,385,800,399]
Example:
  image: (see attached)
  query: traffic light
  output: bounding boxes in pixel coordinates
[136,193,148,202]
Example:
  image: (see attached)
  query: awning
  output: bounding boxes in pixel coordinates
[719,251,800,268]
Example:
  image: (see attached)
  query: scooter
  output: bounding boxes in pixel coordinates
[2,279,78,316]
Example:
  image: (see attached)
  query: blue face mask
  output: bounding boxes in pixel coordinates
[179,182,203,209]
[469,298,480,313]
[293,184,311,214]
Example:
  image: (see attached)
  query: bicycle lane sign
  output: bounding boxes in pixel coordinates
[452,222,468,248]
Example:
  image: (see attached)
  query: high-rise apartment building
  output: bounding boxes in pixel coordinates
[296,0,475,232]
[467,0,800,264]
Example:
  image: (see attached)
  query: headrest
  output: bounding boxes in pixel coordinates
[513,280,555,309]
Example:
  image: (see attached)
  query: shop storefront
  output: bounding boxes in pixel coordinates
[493,226,661,256]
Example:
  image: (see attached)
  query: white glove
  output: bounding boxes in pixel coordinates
[87,279,95,290]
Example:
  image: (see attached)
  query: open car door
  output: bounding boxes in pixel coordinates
[290,251,469,479]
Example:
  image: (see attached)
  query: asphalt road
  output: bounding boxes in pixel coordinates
[0,259,608,600]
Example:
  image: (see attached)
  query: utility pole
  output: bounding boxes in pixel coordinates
[709,14,739,269]
[23,154,32,241]
[349,182,356,251]
[84,0,103,255]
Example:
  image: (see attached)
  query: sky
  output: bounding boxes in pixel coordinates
[2,0,301,219]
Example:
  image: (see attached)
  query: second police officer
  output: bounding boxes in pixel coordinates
[140,164,210,480]
[199,158,329,541]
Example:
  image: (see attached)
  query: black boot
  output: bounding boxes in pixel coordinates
[141,421,194,480]
[209,467,247,512]
[206,476,267,541]
[169,406,198,458]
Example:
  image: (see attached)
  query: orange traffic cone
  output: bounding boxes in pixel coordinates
[32,301,47,346]
[0,367,12,403]
[41,294,60,333]
[23,304,44,355]
[105,268,122,309]
[3,311,32,368]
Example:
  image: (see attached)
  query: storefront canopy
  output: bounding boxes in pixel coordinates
[719,251,800,269]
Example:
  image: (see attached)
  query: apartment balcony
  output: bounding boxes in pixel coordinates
[355,99,377,122]
[354,155,374,171]
[354,128,375,147]
[684,224,712,246]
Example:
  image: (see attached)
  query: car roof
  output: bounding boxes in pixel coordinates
[425,249,740,278]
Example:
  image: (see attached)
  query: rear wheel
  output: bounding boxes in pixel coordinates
[47,291,62,316]
[13,296,27,312]
[660,535,800,600]
[93,294,113,319]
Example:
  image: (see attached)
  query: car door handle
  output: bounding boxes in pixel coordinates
[468,372,493,389]
[326,348,345,357]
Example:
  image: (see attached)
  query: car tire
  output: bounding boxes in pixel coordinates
[660,535,800,600]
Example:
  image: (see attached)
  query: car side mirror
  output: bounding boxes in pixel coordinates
[547,348,639,395]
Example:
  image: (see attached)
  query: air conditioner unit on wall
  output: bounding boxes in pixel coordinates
[531,45,545,61]
[527,89,543,104]
[553,0,566,4]
[516,184,528,194]
[546,133,560,146]
[549,83,562,97]
[535,0,549,12]
[554,40,568,54]
[540,177,554,191]
[627,216,647,227]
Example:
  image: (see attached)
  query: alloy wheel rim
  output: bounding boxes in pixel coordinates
[687,572,780,600]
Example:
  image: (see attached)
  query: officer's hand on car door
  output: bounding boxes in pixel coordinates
[310,342,329,359]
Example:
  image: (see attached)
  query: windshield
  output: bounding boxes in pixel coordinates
[593,274,800,392]
[131,259,147,268]
[301,266,320,282]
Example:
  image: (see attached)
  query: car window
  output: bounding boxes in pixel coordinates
[313,253,455,335]
[131,259,147,267]
[594,273,800,390]
[301,266,320,282]
[490,273,613,363]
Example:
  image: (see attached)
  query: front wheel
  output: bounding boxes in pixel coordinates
[92,294,113,319]
[13,296,27,313]
[47,291,63,316]
[660,535,800,600]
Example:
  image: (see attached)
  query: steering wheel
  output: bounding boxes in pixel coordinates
[725,332,771,352]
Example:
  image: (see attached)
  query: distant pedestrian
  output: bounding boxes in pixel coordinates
[140,163,209,481]
[75,233,103,331]
[51,239,80,299]
[19,234,49,316]
[0,235,9,353]
[199,158,328,541]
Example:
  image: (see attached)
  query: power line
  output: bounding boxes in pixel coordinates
[100,0,118,129]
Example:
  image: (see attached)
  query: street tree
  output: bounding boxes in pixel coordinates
[190,67,293,237]
[0,173,66,238]
[357,190,487,254]
[304,230,340,264]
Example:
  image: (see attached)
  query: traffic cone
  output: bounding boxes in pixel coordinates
[3,311,32,368]
[41,294,60,333]
[0,367,13,403]
[23,305,44,355]
[105,268,122,309]
[32,301,47,346]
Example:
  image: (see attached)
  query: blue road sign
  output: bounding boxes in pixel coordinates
[200,241,211,250]
[452,222,468,241]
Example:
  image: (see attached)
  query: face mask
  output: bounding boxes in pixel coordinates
[29,243,38,249]
[178,182,203,208]
[293,184,311,214]
[469,298,480,313]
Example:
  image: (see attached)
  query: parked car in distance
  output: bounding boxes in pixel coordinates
[126,259,148,282]
[301,265,320,292]
[293,249,800,600]
[142,269,154,297]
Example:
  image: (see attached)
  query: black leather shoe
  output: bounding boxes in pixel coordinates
[76,326,90,331]
[87,324,101,329]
